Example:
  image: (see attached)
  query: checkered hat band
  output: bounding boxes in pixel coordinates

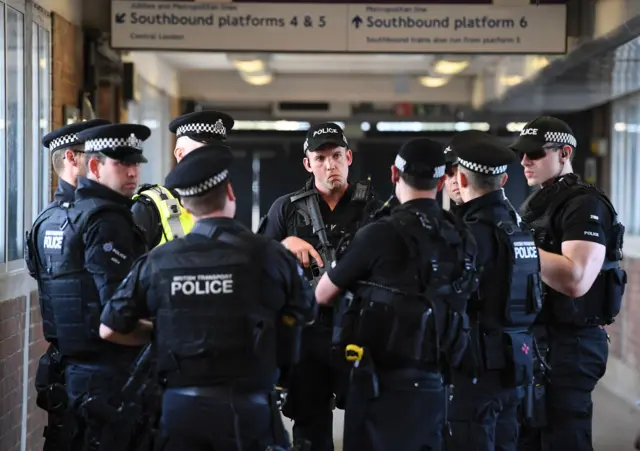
[458,157,508,175]
[432,165,446,178]
[394,154,406,172]
[49,133,78,150]
[174,169,229,197]
[85,137,142,152]
[176,120,226,138]
[544,131,576,147]
[395,155,445,178]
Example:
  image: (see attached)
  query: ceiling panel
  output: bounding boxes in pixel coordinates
[153,52,234,70]
[151,51,502,76]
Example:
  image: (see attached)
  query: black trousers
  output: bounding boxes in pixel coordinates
[544,326,608,451]
[449,370,523,451]
[158,387,289,451]
[65,361,134,451]
[344,368,445,451]
[284,322,350,451]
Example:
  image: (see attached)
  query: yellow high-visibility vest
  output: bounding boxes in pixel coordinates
[133,185,195,247]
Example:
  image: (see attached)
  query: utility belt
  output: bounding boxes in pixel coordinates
[159,358,273,390]
[472,327,534,389]
[166,386,271,404]
[333,289,443,368]
[376,367,443,390]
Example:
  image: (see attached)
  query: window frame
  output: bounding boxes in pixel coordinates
[0,0,51,285]
[6,4,26,269]
[30,20,51,221]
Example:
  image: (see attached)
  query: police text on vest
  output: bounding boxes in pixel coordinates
[43,230,64,250]
[514,241,538,259]
[171,273,234,296]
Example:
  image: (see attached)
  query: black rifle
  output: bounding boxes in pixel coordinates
[289,190,337,288]
[78,343,157,451]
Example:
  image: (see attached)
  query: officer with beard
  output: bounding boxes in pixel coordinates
[511,116,626,451]
[99,143,316,451]
[132,110,234,249]
[31,123,151,451]
[259,122,381,451]
[314,137,479,451]
[25,119,111,450]
[447,132,541,451]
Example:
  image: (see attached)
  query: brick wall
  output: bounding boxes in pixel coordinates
[598,253,640,404]
[50,12,84,200]
[0,297,26,451]
[607,258,640,365]
[26,292,48,451]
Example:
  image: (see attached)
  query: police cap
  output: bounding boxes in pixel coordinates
[454,131,517,176]
[42,119,111,153]
[444,145,458,168]
[510,116,577,155]
[304,122,348,154]
[394,138,447,179]
[168,110,235,143]
[164,143,233,198]
[76,123,151,164]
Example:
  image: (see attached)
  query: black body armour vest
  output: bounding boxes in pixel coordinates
[153,222,288,390]
[25,199,137,358]
[334,207,479,370]
[464,208,543,387]
[26,203,66,343]
[521,174,627,327]
[287,179,376,261]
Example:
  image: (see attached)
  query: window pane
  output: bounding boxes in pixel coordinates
[6,7,25,261]
[32,25,39,220]
[39,27,50,208]
[0,6,6,264]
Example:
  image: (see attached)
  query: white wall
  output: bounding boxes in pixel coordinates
[125,52,180,185]
[594,0,640,39]
[35,0,83,25]
[127,51,180,99]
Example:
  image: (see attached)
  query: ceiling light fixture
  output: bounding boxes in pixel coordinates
[433,60,469,75]
[418,76,450,88]
[501,75,523,86]
[529,56,550,72]
[240,72,273,86]
[232,59,265,73]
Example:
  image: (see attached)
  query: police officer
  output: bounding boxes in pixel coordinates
[259,122,380,451]
[446,132,542,451]
[131,110,234,249]
[45,119,112,205]
[42,123,150,450]
[511,116,626,451]
[315,137,479,451]
[25,119,111,450]
[443,143,463,213]
[99,143,316,451]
